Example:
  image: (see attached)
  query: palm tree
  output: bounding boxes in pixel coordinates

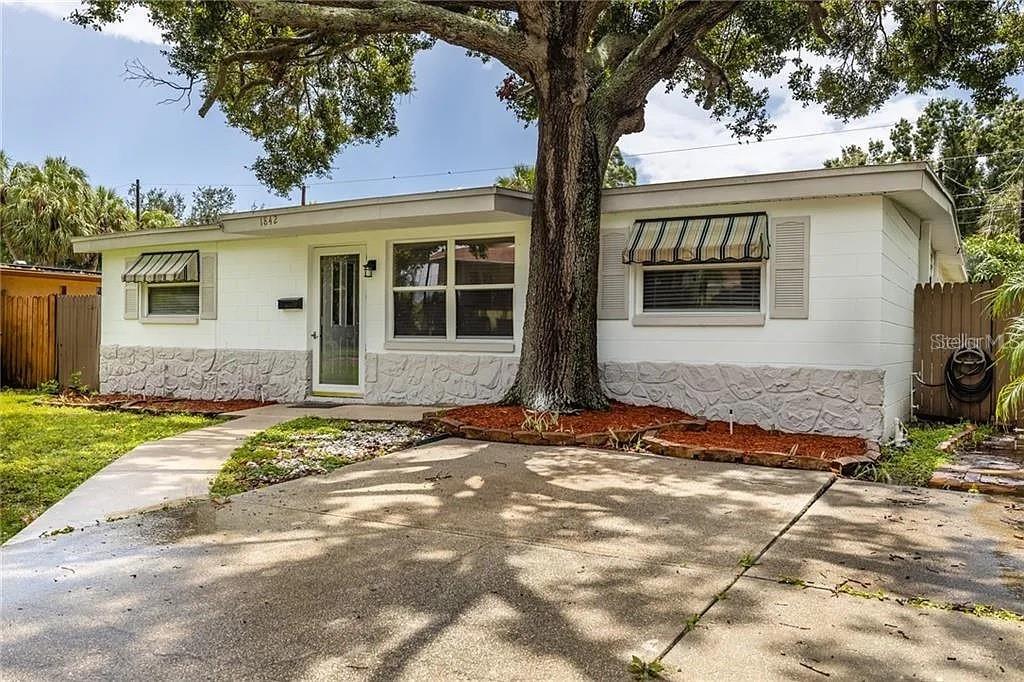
[495,146,636,192]
[0,150,17,261]
[495,164,536,192]
[3,157,94,267]
[992,269,1024,421]
[92,185,135,234]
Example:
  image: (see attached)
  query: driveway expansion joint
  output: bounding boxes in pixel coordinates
[656,474,838,661]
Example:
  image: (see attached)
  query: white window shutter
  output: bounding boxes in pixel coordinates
[598,228,629,320]
[770,217,810,319]
[123,257,139,320]
[199,252,218,320]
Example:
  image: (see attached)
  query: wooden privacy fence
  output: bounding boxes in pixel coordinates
[57,295,101,390]
[1,295,57,388]
[1,294,100,390]
[913,280,1009,423]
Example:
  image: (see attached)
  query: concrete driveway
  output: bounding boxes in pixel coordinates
[8,403,432,543]
[2,439,1021,680]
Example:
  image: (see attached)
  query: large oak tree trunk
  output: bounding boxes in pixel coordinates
[502,58,611,411]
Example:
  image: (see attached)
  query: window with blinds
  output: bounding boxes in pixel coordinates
[147,284,200,316]
[642,266,761,312]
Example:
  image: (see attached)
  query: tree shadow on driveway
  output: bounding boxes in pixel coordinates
[2,440,1020,680]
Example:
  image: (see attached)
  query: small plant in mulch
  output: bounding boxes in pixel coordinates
[520,410,560,432]
[211,417,432,496]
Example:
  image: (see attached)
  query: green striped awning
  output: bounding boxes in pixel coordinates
[122,251,199,283]
[622,213,768,265]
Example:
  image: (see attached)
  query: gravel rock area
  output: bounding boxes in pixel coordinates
[244,422,429,486]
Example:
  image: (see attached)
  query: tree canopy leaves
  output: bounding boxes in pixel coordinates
[187,185,236,225]
[129,185,186,222]
[824,97,1024,236]
[73,1,1024,195]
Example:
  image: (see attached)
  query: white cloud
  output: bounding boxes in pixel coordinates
[619,79,930,184]
[5,0,163,45]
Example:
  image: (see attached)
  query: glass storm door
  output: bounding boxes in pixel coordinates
[317,253,360,390]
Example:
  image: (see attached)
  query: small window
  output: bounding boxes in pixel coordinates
[642,265,761,313]
[147,284,200,316]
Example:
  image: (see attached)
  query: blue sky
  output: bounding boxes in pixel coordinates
[3,2,1016,214]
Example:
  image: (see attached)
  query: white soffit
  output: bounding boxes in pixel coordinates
[220,187,533,236]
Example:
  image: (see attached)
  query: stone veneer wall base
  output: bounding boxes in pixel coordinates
[365,353,884,440]
[101,347,884,440]
[100,345,311,403]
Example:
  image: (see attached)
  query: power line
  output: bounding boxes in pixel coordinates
[619,122,899,158]
[312,121,902,187]
[935,148,1024,163]
[116,137,1024,192]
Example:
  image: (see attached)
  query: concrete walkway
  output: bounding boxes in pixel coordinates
[2,441,1020,679]
[7,403,432,544]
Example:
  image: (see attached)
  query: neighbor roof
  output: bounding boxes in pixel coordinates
[72,162,962,278]
[1,263,101,280]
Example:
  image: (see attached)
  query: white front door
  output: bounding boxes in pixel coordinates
[312,248,363,395]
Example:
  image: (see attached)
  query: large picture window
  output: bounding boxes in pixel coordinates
[391,236,514,340]
[642,265,761,312]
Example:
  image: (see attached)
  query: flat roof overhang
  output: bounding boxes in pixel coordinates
[73,223,241,253]
[600,162,965,281]
[220,186,533,236]
[73,163,963,280]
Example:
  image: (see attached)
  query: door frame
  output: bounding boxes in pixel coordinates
[309,245,366,396]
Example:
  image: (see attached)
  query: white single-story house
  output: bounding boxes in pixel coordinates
[73,162,964,441]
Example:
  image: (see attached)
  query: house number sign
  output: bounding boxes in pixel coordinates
[259,214,280,227]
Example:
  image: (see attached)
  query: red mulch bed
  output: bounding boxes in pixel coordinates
[44,393,273,415]
[658,421,864,461]
[441,402,695,434]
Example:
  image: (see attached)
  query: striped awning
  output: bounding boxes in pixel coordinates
[622,213,768,265]
[122,251,199,283]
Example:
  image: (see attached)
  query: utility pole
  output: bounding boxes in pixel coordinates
[134,179,141,226]
[300,184,307,206]
[1018,183,1024,243]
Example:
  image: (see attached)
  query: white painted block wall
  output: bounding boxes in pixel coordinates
[100,219,532,356]
[100,194,932,438]
[880,199,924,435]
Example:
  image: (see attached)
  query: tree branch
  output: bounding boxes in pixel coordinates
[805,0,829,43]
[577,1,610,47]
[236,0,535,78]
[198,33,358,116]
[685,44,732,103]
[124,59,197,109]
[594,1,737,141]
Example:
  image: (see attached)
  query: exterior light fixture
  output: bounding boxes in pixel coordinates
[363,259,377,278]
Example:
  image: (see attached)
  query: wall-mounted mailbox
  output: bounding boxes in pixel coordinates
[277,297,303,310]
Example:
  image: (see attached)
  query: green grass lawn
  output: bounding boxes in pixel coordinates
[211,417,429,496]
[870,422,991,486]
[0,391,219,542]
